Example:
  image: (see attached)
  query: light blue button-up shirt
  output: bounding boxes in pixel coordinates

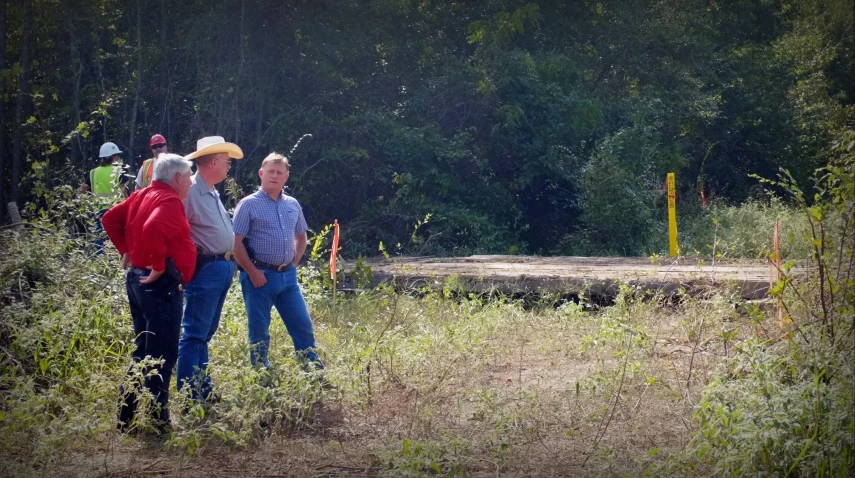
[233,188,308,266]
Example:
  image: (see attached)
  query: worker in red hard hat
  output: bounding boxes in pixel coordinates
[136,134,170,189]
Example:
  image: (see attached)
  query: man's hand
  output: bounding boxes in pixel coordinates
[121,253,131,270]
[140,267,164,284]
[249,268,267,288]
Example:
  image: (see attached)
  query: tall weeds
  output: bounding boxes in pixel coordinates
[665,130,855,476]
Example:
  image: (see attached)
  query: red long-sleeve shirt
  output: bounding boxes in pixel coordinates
[102,181,197,283]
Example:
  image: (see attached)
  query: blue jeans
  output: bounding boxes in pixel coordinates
[119,268,183,428]
[176,260,234,400]
[239,267,322,369]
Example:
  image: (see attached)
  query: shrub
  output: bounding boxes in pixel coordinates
[660,130,855,476]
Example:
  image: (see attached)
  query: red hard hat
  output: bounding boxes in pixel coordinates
[149,134,167,147]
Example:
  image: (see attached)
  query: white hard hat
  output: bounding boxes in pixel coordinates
[99,142,122,158]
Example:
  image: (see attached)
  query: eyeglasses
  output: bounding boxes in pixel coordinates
[151,144,167,150]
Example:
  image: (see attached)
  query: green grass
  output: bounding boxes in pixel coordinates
[680,197,814,259]
[1,205,851,476]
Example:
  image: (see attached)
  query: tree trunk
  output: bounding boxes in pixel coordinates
[0,0,7,224]
[10,0,32,205]
[128,0,142,174]
[159,0,168,132]
[95,35,107,143]
[234,0,246,145]
[67,13,84,171]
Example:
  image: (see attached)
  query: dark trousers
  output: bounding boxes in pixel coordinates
[94,209,107,255]
[118,268,183,429]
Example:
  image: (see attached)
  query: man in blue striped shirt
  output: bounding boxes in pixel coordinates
[232,152,323,370]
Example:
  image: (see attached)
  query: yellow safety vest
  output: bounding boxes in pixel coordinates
[89,165,117,197]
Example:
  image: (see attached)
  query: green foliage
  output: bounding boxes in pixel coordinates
[0,221,131,467]
[682,197,814,259]
[659,129,855,476]
[382,436,469,476]
[3,0,853,256]
[10,200,846,474]
[688,338,854,476]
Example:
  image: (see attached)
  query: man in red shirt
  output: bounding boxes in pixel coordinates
[102,153,196,434]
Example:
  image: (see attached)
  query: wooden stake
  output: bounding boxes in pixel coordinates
[774,221,784,330]
[667,173,679,256]
[332,273,337,326]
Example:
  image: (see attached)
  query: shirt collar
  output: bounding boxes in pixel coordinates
[193,172,216,195]
[150,180,180,198]
[258,187,285,202]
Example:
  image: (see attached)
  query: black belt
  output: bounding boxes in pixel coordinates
[197,251,234,265]
[252,259,293,272]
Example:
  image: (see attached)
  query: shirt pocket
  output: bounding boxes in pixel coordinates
[252,209,273,229]
[279,206,299,229]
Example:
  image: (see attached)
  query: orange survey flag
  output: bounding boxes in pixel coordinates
[330,220,340,280]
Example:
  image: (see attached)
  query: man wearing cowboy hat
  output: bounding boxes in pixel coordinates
[176,136,244,401]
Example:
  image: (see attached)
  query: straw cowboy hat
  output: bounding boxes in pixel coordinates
[184,136,244,160]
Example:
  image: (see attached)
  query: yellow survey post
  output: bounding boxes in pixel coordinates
[667,173,679,256]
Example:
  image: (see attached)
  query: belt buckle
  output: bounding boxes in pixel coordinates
[277,264,288,272]
[224,251,233,261]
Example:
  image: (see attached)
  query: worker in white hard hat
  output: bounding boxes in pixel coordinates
[78,142,130,254]
[78,142,130,197]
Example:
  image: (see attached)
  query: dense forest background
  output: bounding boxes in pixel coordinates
[0,0,852,256]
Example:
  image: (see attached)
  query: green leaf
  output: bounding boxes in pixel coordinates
[647,447,662,457]
[809,207,823,221]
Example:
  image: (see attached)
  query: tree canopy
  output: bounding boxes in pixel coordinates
[1,0,852,255]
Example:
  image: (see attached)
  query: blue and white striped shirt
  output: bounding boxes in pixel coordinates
[233,188,308,266]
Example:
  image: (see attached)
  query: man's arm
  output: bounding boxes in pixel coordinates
[292,200,309,267]
[139,197,192,284]
[293,232,307,267]
[232,199,266,287]
[77,171,92,194]
[101,198,131,256]
[234,234,266,288]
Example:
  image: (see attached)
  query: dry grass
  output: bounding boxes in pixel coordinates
[31,287,771,477]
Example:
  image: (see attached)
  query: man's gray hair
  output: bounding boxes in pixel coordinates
[152,153,192,182]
